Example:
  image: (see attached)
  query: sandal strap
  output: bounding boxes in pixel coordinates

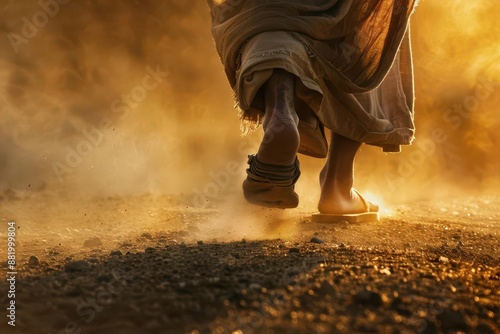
[352,189,371,212]
[246,155,301,188]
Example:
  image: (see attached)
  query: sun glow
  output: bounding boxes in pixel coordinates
[362,192,392,216]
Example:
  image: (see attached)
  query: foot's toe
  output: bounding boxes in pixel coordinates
[352,189,380,213]
[366,200,379,213]
[318,189,379,215]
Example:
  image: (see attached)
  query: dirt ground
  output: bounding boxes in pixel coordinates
[0,191,498,334]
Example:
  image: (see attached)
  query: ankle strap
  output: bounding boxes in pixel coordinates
[246,155,301,187]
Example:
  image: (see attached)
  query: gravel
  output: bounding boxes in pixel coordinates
[83,237,103,248]
[28,256,40,266]
[64,260,91,272]
[310,237,325,244]
[354,290,384,307]
[0,194,498,333]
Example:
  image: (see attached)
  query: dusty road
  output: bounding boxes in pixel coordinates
[0,192,498,333]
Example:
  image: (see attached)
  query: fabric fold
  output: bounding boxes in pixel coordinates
[208,0,418,152]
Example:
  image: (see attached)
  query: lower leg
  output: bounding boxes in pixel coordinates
[256,69,300,166]
[242,69,301,209]
[318,133,378,214]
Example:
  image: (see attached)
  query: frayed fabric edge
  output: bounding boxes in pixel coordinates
[236,100,262,137]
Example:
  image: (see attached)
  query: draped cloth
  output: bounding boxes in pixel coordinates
[208,0,418,153]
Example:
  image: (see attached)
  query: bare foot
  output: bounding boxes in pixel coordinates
[317,134,379,214]
[256,69,300,166]
[318,186,378,214]
[242,69,301,209]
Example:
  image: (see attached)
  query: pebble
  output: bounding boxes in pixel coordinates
[439,256,449,263]
[28,256,40,266]
[354,290,384,307]
[197,241,204,246]
[141,232,153,240]
[310,237,325,244]
[288,248,300,254]
[64,260,91,272]
[145,247,156,253]
[316,281,336,296]
[83,237,103,248]
[110,250,123,256]
[379,268,392,276]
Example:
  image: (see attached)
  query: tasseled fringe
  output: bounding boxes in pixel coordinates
[234,96,262,137]
[238,108,262,137]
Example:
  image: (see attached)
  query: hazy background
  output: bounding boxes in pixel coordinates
[0,0,499,210]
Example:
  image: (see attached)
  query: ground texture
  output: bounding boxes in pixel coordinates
[0,193,498,333]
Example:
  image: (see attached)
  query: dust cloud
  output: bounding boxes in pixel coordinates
[0,0,499,219]
[352,0,500,204]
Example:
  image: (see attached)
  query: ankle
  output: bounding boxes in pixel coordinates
[321,182,353,198]
[257,121,299,166]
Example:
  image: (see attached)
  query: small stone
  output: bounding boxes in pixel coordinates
[197,241,204,246]
[439,256,449,263]
[379,268,392,276]
[288,248,300,254]
[339,243,346,248]
[110,250,123,256]
[316,281,335,296]
[141,232,153,240]
[249,283,261,290]
[354,290,384,307]
[310,237,325,244]
[145,247,156,253]
[395,306,413,317]
[28,256,40,266]
[65,260,91,272]
[83,237,103,248]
